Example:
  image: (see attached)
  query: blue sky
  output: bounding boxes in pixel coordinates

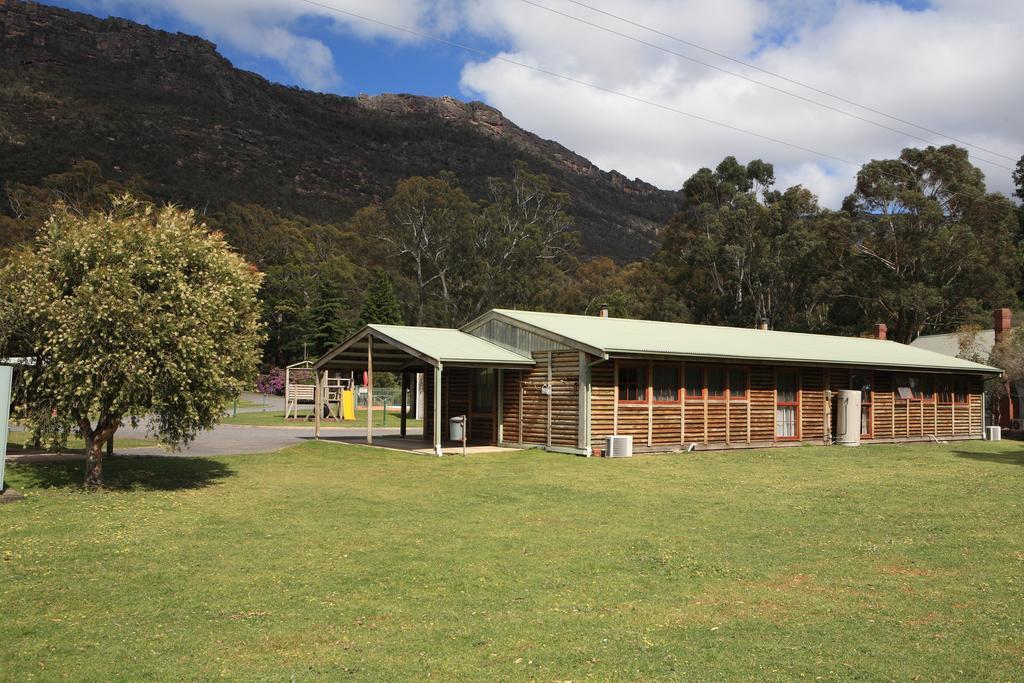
[37,0,1021,203]
[47,0,934,98]
[46,0,499,97]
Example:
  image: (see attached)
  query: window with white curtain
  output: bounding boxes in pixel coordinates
[776,370,799,439]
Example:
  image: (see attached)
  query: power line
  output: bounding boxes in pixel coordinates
[553,0,1019,164]
[293,0,867,169]
[517,0,1012,172]
[291,0,1018,211]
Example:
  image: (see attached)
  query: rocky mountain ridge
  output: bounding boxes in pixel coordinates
[0,0,680,258]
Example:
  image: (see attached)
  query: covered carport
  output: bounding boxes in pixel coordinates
[313,324,534,455]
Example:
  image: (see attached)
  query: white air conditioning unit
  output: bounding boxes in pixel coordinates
[605,435,633,458]
[985,426,1001,441]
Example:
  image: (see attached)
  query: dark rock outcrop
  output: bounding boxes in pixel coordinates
[0,0,680,259]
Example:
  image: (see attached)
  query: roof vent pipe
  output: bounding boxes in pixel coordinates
[756,318,769,331]
[598,304,609,319]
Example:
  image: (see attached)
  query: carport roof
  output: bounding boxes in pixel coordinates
[315,324,535,370]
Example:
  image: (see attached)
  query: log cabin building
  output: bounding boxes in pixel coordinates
[313,308,999,455]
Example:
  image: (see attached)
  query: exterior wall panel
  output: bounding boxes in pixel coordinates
[589,357,985,451]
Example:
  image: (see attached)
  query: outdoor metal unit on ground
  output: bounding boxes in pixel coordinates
[605,435,633,458]
[835,389,862,447]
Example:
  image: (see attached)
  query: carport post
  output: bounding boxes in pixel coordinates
[433,364,443,456]
[314,370,322,440]
[400,371,408,438]
[366,335,373,445]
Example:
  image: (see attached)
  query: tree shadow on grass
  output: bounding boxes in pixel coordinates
[8,456,236,491]
[952,449,1024,467]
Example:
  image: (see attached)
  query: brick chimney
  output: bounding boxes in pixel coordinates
[994,308,1011,341]
[598,303,609,319]
[872,323,887,340]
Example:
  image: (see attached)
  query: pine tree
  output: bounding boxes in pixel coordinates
[310,277,353,355]
[357,270,403,327]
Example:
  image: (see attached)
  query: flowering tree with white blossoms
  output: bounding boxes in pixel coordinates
[0,196,264,487]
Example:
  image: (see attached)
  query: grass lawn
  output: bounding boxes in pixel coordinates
[2,440,1022,680]
[220,409,423,429]
[224,397,262,410]
[6,430,155,453]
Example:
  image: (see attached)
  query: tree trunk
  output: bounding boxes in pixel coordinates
[83,420,118,489]
[84,435,105,488]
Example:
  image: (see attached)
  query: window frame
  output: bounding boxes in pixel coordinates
[919,375,936,403]
[953,376,969,406]
[775,368,801,441]
[937,375,954,405]
[894,373,936,402]
[617,362,648,405]
[850,370,873,438]
[472,369,495,413]
[705,366,727,401]
[651,363,682,405]
[684,365,704,403]
[728,366,749,402]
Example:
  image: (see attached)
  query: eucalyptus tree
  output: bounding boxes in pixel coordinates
[836,145,1018,343]
[656,157,830,330]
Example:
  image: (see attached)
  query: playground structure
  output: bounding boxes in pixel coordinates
[284,360,355,422]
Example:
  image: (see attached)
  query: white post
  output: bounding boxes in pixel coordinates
[433,365,443,456]
[416,373,425,421]
[284,364,291,418]
[367,336,374,445]
[496,369,504,444]
[314,369,322,440]
[0,365,12,492]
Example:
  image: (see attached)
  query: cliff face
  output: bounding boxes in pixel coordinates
[0,0,680,259]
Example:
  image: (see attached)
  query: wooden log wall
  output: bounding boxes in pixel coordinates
[749,366,775,442]
[800,368,826,441]
[549,352,580,447]
[827,369,983,441]
[424,359,986,450]
[501,351,581,448]
[503,370,522,444]
[588,359,985,450]
[591,362,615,442]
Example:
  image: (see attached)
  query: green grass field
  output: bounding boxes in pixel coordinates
[6,430,155,453]
[2,440,1022,680]
[220,409,422,429]
[224,397,262,410]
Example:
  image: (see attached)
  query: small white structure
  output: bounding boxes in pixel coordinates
[605,435,634,457]
[835,389,862,447]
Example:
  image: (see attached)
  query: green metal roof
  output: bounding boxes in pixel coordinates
[368,325,533,366]
[316,324,534,369]
[489,310,1001,374]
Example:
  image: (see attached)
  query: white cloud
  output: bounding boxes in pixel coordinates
[458,0,1024,204]
[85,0,1023,204]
